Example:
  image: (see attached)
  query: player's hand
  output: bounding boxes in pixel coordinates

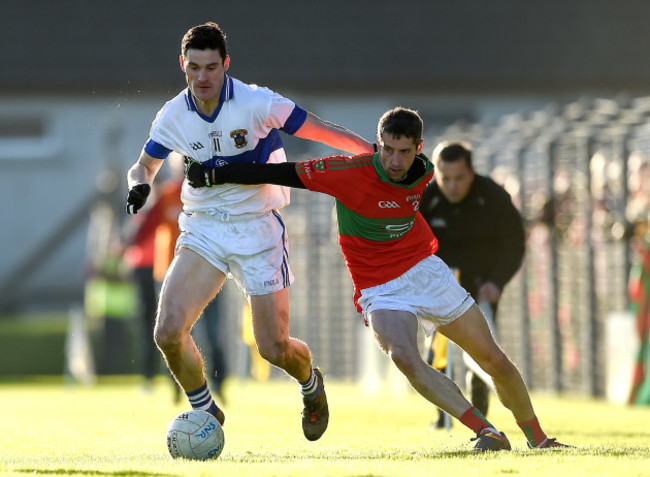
[185,159,216,188]
[185,159,229,188]
[125,183,151,215]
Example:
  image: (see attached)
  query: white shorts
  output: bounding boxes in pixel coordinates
[176,209,293,296]
[357,255,474,336]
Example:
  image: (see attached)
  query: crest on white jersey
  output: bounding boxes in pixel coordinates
[230,129,248,149]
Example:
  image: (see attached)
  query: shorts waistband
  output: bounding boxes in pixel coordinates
[186,209,272,222]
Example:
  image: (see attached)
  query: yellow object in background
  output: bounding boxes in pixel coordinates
[431,331,448,370]
[84,278,137,320]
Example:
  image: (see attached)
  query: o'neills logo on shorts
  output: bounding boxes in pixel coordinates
[264,278,280,287]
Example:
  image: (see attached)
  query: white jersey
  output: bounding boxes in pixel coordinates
[145,75,307,215]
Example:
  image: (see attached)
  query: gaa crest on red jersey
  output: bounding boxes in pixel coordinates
[230,129,248,149]
[312,159,327,171]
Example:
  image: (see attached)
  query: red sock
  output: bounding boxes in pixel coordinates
[517,416,547,447]
[459,407,493,434]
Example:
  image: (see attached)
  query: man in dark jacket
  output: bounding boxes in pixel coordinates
[420,141,525,423]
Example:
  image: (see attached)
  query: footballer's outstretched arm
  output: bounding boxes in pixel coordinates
[186,161,306,189]
[294,112,373,155]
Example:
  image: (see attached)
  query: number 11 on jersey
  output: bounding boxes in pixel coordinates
[210,131,222,154]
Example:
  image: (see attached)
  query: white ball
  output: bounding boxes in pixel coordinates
[166,410,225,460]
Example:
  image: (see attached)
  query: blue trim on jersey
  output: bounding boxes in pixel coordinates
[185,75,234,123]
[272,210,291,288]
[281,106,307,135]
[144,139,172,159]
[205,129,283,167]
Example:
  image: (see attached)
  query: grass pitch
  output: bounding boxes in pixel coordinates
[0,376,648,476]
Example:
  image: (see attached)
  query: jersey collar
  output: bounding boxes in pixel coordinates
[372,153,433,188]
[185,74,234,123]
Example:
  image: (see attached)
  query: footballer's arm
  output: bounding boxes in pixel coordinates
[186,161,305,189]
[125,151,165,214]
[293,111,373,155]
[127,151,165,189]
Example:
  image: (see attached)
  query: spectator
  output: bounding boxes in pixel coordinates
[419,141,525,423]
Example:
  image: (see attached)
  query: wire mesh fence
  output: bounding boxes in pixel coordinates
[423,95,650,397]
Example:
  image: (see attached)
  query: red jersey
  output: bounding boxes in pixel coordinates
[296,152,438,310]
[123,201,162,269]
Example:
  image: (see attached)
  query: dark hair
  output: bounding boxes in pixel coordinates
[181,22,228,60]
[432,141,473,169]
[377,107,423,146]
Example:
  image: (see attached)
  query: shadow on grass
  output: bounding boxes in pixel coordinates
[221,448,505,463]
[13,470,173,477]
[220,445,650,463]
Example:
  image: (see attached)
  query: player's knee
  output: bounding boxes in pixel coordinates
[480,349,514,378]
[154,313,185,355]
[154,325,179,354]
[388,346,420,377]
[257,339,290,367]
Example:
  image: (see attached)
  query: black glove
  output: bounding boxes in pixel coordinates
[185,158,217,188]
[125,183,151,215]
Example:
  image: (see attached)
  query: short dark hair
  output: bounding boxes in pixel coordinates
[181,22,228,60]
[377,107,423,146]
[433,141,473,169]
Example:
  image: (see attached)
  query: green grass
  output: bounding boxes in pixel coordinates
[0,376,648,476]
[0,313,69,375]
